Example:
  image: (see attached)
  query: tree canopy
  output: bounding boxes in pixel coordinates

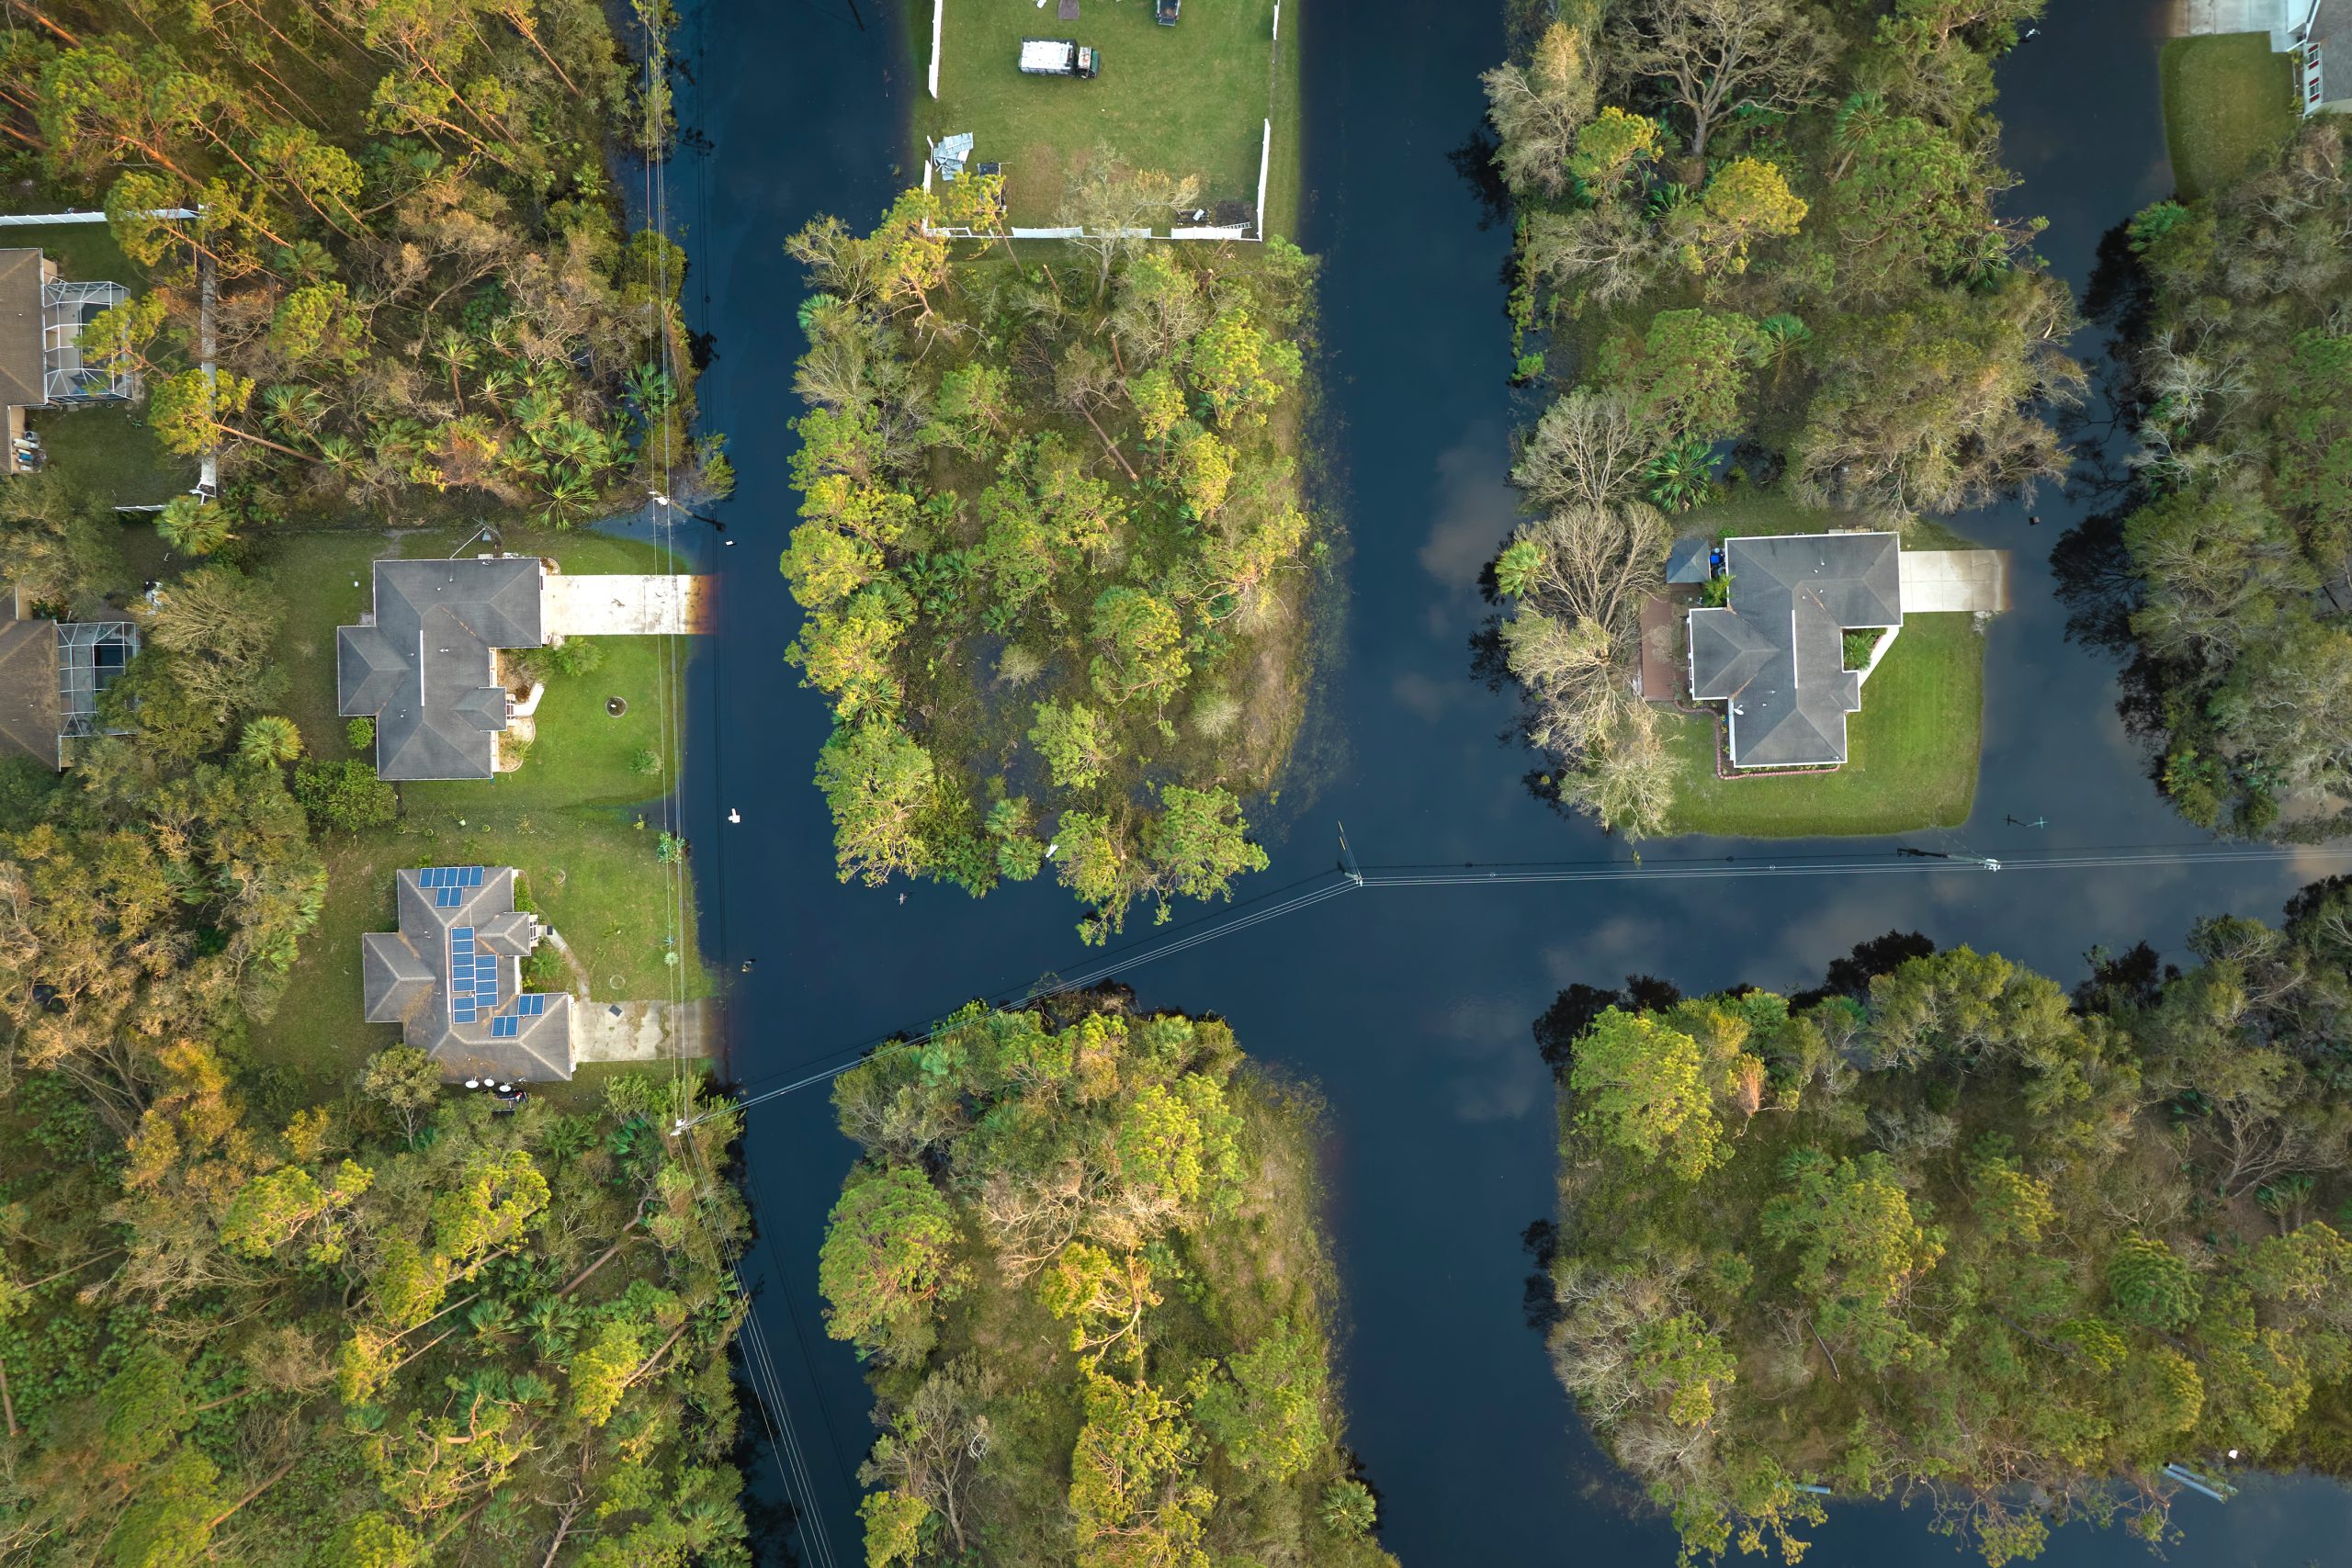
[0,0,727,542]
[785,175,1315,940]
[2066,121,2352,839]
[1481,0,2072,831]
[1540,883,2352,1563]
[823,998,1396,1568]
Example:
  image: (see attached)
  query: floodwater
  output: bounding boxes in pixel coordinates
[669,0,2352,1562]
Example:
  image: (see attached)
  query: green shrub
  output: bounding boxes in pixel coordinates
[345,716,376,750]
[291,758,397,832]
[549,637,604,677]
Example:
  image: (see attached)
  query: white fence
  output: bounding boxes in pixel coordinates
[920,0,1283,243]
[1254,118,1271,238]
[928,0,944,98]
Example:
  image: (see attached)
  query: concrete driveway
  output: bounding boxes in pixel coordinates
[1899,550,2011,614]
[542,571,712,637]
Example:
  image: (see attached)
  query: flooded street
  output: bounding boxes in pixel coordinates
[673,0,2352,1559]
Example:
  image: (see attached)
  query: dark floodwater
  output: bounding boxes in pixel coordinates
[671,0,2352,1562]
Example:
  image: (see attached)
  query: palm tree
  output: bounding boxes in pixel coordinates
[260,383,328,438]
[433,326,479,412]
[625,362,675,415]
[314,434,363,473]
[237,715,303,765]
[1644,436,1717,513]
[156,495,235,555]
[535,468,598,526]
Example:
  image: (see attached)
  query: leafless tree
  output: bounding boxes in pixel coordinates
[1512,389,1657,512]
[1482,21,1599,197]
[1620,0,1838,165]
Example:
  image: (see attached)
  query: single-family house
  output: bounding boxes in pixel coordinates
[1687,534,1904,770]
[361,864,573,1081]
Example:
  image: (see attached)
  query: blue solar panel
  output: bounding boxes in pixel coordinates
[466,865,483,886]
[518,993,545,1017]
[453,1007,475,1024]
[454,926,473,942]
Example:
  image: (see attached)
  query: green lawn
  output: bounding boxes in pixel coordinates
[2160,33,2298,201]
[1666,612,1986,840]
[30,403,195,511]
[0,220,145,292]
[246,525,710,1093]
[915,0,1294,230]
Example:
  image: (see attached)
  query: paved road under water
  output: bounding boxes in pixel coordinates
[667,0,2352,1561]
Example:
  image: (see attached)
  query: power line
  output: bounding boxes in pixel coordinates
[676,839,2352,1130]
[668,873,1361,1134]
[1353,842,2351,886]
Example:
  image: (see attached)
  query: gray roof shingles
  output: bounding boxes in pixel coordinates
[336,558,544,781]
[1687,533,1902,769]
[0,249,43,409]
[357,865,573,1081]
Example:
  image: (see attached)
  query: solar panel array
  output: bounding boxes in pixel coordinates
[447,926,499,1023]
[421,864,486,909]
[491,1015,519,1038]
[517,992,548,1017]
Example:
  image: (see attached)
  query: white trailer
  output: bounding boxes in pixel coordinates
[1018,38,1100,77]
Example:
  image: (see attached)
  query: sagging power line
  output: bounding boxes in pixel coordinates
[672,837,2352,1135]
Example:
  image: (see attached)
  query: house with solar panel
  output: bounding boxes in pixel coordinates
[360,864,573,1081]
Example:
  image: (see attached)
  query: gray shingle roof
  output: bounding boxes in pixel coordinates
[1666,537,1713,584]
[0,250,43,409]
[336,558,544,781]
[0,610,58,768]
[1688,533,1903,769]
[357,865,573,1081]
[2316,0,2352,104]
